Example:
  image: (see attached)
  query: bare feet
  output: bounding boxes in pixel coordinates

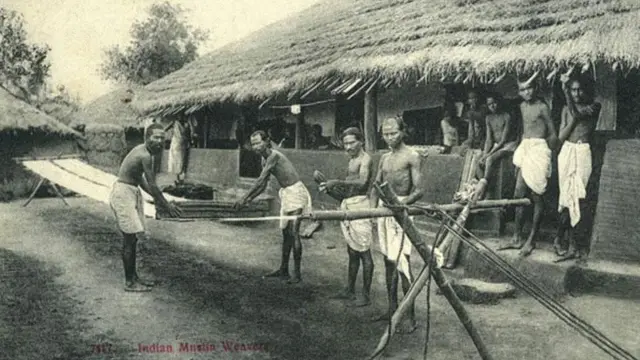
[263,269,290,280]
[518,241,535,257]
[554,248,579,263]
[396,320,418,334]
[370,312,390,323]
[331,290,356,300]
[553,236,567,257]
[124,282,152,292]
[133,274,156,287]
[352,295,371,307]
[498,237,524,251]
[287,275,302,284]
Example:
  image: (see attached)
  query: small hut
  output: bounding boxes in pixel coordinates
[0,87,80,201]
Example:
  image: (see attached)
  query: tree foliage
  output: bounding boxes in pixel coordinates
[99,1,209,85]
[0,7,51,103]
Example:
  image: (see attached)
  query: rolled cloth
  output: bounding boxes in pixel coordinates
[279,181,312,229]
[377,197,413,281]
[513,138,552,195]
[109,181,145,234]
[340,196,372,252]
[558,141,592,227]
[168,120,189,174]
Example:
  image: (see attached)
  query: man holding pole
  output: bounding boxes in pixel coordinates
[233,130,312,284]
[370,116,423,334]
[318,127,374,307]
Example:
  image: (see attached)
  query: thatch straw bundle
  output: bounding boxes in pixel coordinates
[135,0,640,114]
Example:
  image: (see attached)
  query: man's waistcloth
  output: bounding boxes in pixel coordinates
[109,181,145,234]
[513,138,552,195]
[558,141,592,227]
[340,195,372,252]
[377,197,413,281]
[279,181,312,229]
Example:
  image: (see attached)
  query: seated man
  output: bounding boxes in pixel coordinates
[473,92,520,201]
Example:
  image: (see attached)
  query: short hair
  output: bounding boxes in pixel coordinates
[145,123,164,138]
[569,76,596,101]
[382,116,406,132]
[485,91,503,104]
[341,127,363,142]
[250,130,270,142]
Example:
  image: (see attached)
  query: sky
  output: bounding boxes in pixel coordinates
[5,0,319,104]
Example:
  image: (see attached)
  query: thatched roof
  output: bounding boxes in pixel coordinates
[70,87,146,129]
[0,87,80,136]
[135,0,640,114]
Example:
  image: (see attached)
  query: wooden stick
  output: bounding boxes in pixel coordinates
[304,198,529,222]
[23,177,45,207]
[439,204,471,269]
[375,182,494,360]
[370,264,431,359]
[14,154,83,162]
[49,183,70,206]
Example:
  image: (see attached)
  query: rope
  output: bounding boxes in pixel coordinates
[404,204,638,360]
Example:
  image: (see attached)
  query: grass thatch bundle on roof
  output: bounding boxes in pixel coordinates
[135,0,640,114]
[0,87,79,137]
[70,87,146,129]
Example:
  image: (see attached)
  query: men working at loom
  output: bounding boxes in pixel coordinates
[553,73,601,262]
[499,73,558,257]
[318,127,374,307]
[234,131,312,284]
[370,117,423,333]
[473,92,519,202]
[110,123,181,292]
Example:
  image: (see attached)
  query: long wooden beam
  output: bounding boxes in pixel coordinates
[373,182,494,360]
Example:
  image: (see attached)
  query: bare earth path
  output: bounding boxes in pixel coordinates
[1,197,639,360]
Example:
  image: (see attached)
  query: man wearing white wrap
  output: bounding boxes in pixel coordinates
[234,131,312,284]
[499,74,558,257]
[319,127,374,307]
[369,117,423,334]
[554,74,601,262]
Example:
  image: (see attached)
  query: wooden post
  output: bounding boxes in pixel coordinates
[364,88,378,152]
[295,107,305,149]
[375,182,494,360]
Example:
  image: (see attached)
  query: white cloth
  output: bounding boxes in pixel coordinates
[279,181,312,229]
[377,197,413,281]
[168,120,189,174]
[109,181,145,234]
[558,141,592,227]
[513,138,552,195]
[340,196,372,252]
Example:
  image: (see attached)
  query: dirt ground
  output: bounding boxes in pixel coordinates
[1,197,639,360]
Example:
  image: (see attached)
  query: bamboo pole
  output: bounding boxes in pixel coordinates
[439,204,471,269]
[303,198,530,222]
[364,88,378,152]
[375,182,494,360]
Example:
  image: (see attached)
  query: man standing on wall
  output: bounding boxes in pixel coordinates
[234,131,312,284]
[499,73,558,257]
[554,72,601,262]
[109,124,181,292]
[319,127,375,307]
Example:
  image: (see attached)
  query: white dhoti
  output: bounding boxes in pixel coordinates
[340,196,372,252]
[513,138,552,195]
[377,197,413,281]
[558,141,592,227]
[279,181,312,229]
[109,181,145,234]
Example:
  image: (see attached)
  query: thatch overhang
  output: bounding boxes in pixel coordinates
[0,87,81,137]
[70,87,147,130]
[135,0,640,114]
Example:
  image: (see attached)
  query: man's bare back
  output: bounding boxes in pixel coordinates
[117,144,155,186]
[263,149,300,188]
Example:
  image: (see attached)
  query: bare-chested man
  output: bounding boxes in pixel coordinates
[319,127,374,307]
[109,123,181,292]
[233,131,312,284]
[370,117,423,334]
[473,92,520,201]
[554,73,601,262]
[499,74,558,257]
[462,89,487,150]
